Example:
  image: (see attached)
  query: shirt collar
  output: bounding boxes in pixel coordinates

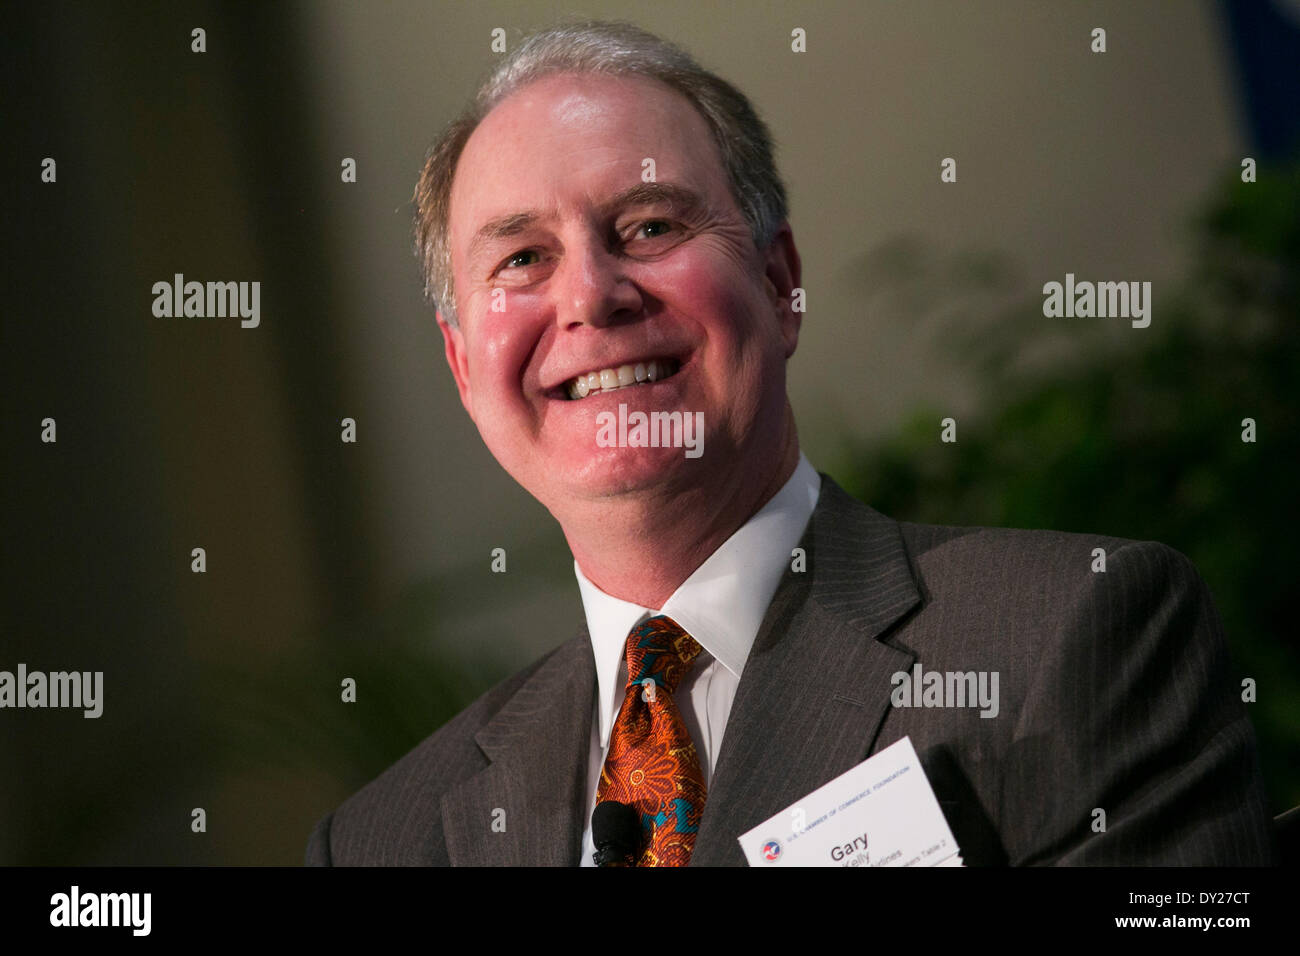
[575,453,822,747]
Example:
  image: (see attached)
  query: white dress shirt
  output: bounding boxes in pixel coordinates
[576,453,821,866]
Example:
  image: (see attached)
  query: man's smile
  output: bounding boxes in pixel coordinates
[563,357,682,400]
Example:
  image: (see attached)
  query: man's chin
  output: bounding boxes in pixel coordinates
[561,445,703,499]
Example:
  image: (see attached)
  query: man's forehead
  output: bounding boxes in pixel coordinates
[449,73,725,243]
[473,70,702,144]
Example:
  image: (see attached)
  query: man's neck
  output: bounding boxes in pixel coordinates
[563,419,801,608]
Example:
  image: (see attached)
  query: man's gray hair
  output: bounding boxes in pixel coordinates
[412,18,789,327]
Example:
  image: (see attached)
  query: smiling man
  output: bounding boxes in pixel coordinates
[305,19,1275,867]
[437,65,801,612]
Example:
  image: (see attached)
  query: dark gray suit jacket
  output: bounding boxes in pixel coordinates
[305,475,1276,865]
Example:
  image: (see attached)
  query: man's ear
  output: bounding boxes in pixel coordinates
[437,311,476,423]
[761,222,803,358]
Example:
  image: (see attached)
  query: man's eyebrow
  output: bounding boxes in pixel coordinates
[466,182,708,262]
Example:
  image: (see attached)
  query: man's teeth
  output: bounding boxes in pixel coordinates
[566,358,679,400]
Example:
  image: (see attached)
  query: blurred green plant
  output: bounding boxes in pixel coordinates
[834,160,1300,813]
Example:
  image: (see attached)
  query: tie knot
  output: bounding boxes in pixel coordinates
[624,615,702,696]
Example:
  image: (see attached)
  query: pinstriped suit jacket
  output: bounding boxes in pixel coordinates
[305,475,1276,866]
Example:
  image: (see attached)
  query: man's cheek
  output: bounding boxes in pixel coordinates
[470,340,524,401]
[700,278,761,339]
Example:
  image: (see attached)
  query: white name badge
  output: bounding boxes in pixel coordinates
[738,736,962,867]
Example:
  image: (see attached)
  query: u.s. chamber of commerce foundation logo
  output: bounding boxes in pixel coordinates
[761,840,782,862]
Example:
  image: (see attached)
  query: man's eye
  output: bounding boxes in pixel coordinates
[501,250,540,271]
[497,222,676,274]
[633,220,675,240]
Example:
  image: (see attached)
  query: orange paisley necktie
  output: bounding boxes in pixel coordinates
[596,615,707,866]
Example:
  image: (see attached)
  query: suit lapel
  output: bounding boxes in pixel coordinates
[690,476,921,865]
[441,632,595,865]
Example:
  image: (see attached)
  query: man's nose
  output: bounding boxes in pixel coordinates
[552,236,643,330]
